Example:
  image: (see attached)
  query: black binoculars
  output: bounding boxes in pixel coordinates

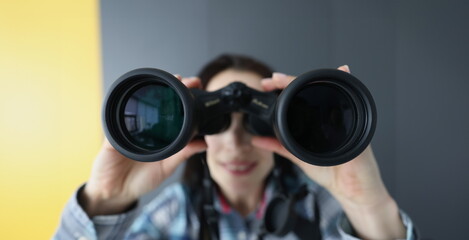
[103,68,376,166]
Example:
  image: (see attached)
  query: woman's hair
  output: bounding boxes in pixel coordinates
[197,53,274,89]
[182,53,294,187]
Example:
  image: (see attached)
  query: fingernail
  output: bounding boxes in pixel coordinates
[342,65,350,72]
[273,72,287,78]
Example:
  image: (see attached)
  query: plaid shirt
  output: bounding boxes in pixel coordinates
[54,171,416,240]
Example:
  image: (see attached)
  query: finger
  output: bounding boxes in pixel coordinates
[261,78,277,92]
[181,77,203,89]
[337,65,351,73]
[163,139,207,169]
[173,139,207,160]
[271,72,296,90]
[174,74,182,81]
[251,136,296,160]
[102,137,113,149]
[101,137,126,156]
[261,72,296,91]
[251,136,315,170]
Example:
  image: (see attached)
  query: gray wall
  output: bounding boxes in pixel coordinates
[100,1,469,239]
[396,1,469,239]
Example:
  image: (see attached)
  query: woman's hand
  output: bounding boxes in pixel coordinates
[252,66,406,239]
[81,76,207,217]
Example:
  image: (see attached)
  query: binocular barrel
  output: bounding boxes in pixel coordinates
[103,68,376,166]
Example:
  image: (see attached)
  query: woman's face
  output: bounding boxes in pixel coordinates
[204,69,274,194]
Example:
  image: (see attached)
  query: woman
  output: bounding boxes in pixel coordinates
[54,54,416,239]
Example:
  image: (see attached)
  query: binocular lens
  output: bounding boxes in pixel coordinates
[123,83,184,151]
[287,83,354,154]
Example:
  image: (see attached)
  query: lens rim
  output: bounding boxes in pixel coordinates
[275,69,377,166]
[103,68,196,162]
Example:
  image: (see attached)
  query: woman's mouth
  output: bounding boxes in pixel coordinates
[221,162,257,176]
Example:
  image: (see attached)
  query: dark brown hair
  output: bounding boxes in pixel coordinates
[197,53,274,89]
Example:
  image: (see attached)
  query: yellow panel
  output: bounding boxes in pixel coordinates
[0,0,102,238]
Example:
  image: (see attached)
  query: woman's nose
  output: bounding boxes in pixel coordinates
[225,113,251,148]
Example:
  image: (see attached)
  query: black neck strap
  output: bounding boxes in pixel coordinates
[200,158,220,240]
[198,157,322,240]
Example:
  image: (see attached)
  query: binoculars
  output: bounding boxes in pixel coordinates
[103,68,376,166]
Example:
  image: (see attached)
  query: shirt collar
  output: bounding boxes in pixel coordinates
[213,180,275,220]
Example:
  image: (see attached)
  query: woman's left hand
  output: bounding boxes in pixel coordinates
[252,65,406,239]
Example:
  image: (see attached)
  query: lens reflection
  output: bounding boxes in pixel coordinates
[123,84,183,151]
[287,83,354,153]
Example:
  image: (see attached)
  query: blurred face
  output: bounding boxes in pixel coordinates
[205,69,274,194]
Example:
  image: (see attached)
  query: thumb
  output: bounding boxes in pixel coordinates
[251,136,316,170]
[163,139,207,170]
[251,136,297,160]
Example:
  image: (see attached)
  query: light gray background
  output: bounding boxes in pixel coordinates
[100,1,469,239]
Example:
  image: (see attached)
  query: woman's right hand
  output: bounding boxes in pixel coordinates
[80,76,207,217]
